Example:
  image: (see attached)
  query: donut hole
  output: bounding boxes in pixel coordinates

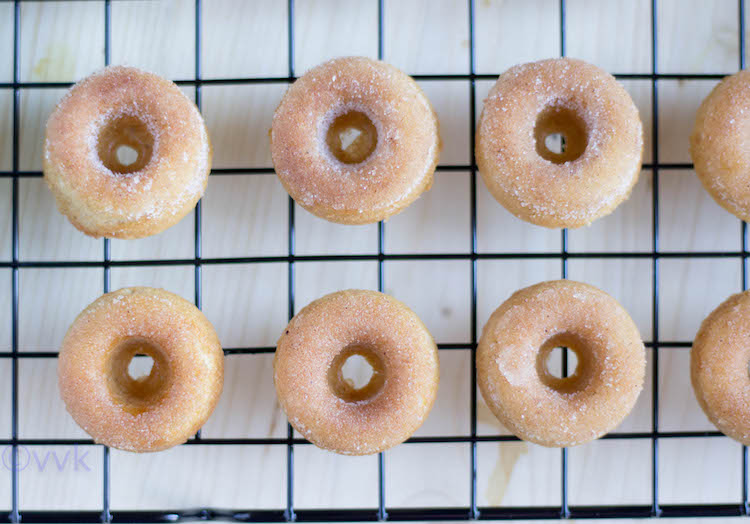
[341,354,374,389]
[537,333,590,393]
[108,337,171,414]
[327,345,385,402]
[544,133,566,155]
[116,144,139,167]
[325,111,378,164]
[127,353,154,380]
[543,346,579,379]
[97,115,155,174]
[534,106,588,164]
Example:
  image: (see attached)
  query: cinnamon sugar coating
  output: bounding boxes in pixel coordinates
[270,57,440,225]
[692,290,750,445]
[476,58,643,228]
[477,280,645,447]
[58,287,224,452]
[690,70,750,222]
[44,66,212,239]
[274,290,439,455]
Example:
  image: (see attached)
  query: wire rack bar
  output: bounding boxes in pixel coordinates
[558,0,570,516]
[101,1,112,522]
[8,503,750,524]
[467,0,480,519]
[9,1,19,521]
[650,0,662,516]
[0,72,742,90]
[285,1,296,520]
[0,428,734,448]
[0,163,712,178]
[0,340,706,362]
[376,1,387,520]
[6,250,750,271]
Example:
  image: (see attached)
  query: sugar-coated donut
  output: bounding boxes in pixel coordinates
[692,290,750,445]
[477,280,645,447]
[270,57,440,225]
[44,65,211,239]
[476,58,643,228]
[690,70,750,222]
[58,287,224,452]
[274,290,439,455]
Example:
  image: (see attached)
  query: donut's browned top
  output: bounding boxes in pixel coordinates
[57,287,224,452]
[477,280,645,447]
[273,290,439,455]
[690,70,750,222]
[476,58,643,228]
[692,290,750,445]
[44,65,211,239]
[270,57,440,224]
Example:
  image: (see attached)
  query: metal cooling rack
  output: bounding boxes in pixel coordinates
[1,0,749,521]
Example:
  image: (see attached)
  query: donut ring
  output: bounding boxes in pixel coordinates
[44,65,212,239]
[476,58,643,228]
[692,290,750,445]
[270,57,440,225]
[477,280,645,447]
[273,290,439,455]
[690,70,750,222]
[58,287,224,452]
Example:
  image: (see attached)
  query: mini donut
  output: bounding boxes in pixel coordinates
[477,280,645,447]
[44,65,212,239]
[273,289,439,455]
[690,70,750,222]
[270,57,440,225]
[476,58,643,228]
[58,287,224,452]
[692,290,750,445]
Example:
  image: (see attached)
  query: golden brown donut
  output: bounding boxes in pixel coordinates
[692,290,750,445]
[270,57,440,225]
[44,65,212,239]
[273,289,439,455]
[477,280,645,447]
[58,287,224,452]
[476,58,643,228]
[690,70,750,221]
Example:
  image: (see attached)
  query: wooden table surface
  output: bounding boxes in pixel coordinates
[0,0,748,522]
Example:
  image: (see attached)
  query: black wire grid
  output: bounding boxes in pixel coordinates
[1,0,750,522]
